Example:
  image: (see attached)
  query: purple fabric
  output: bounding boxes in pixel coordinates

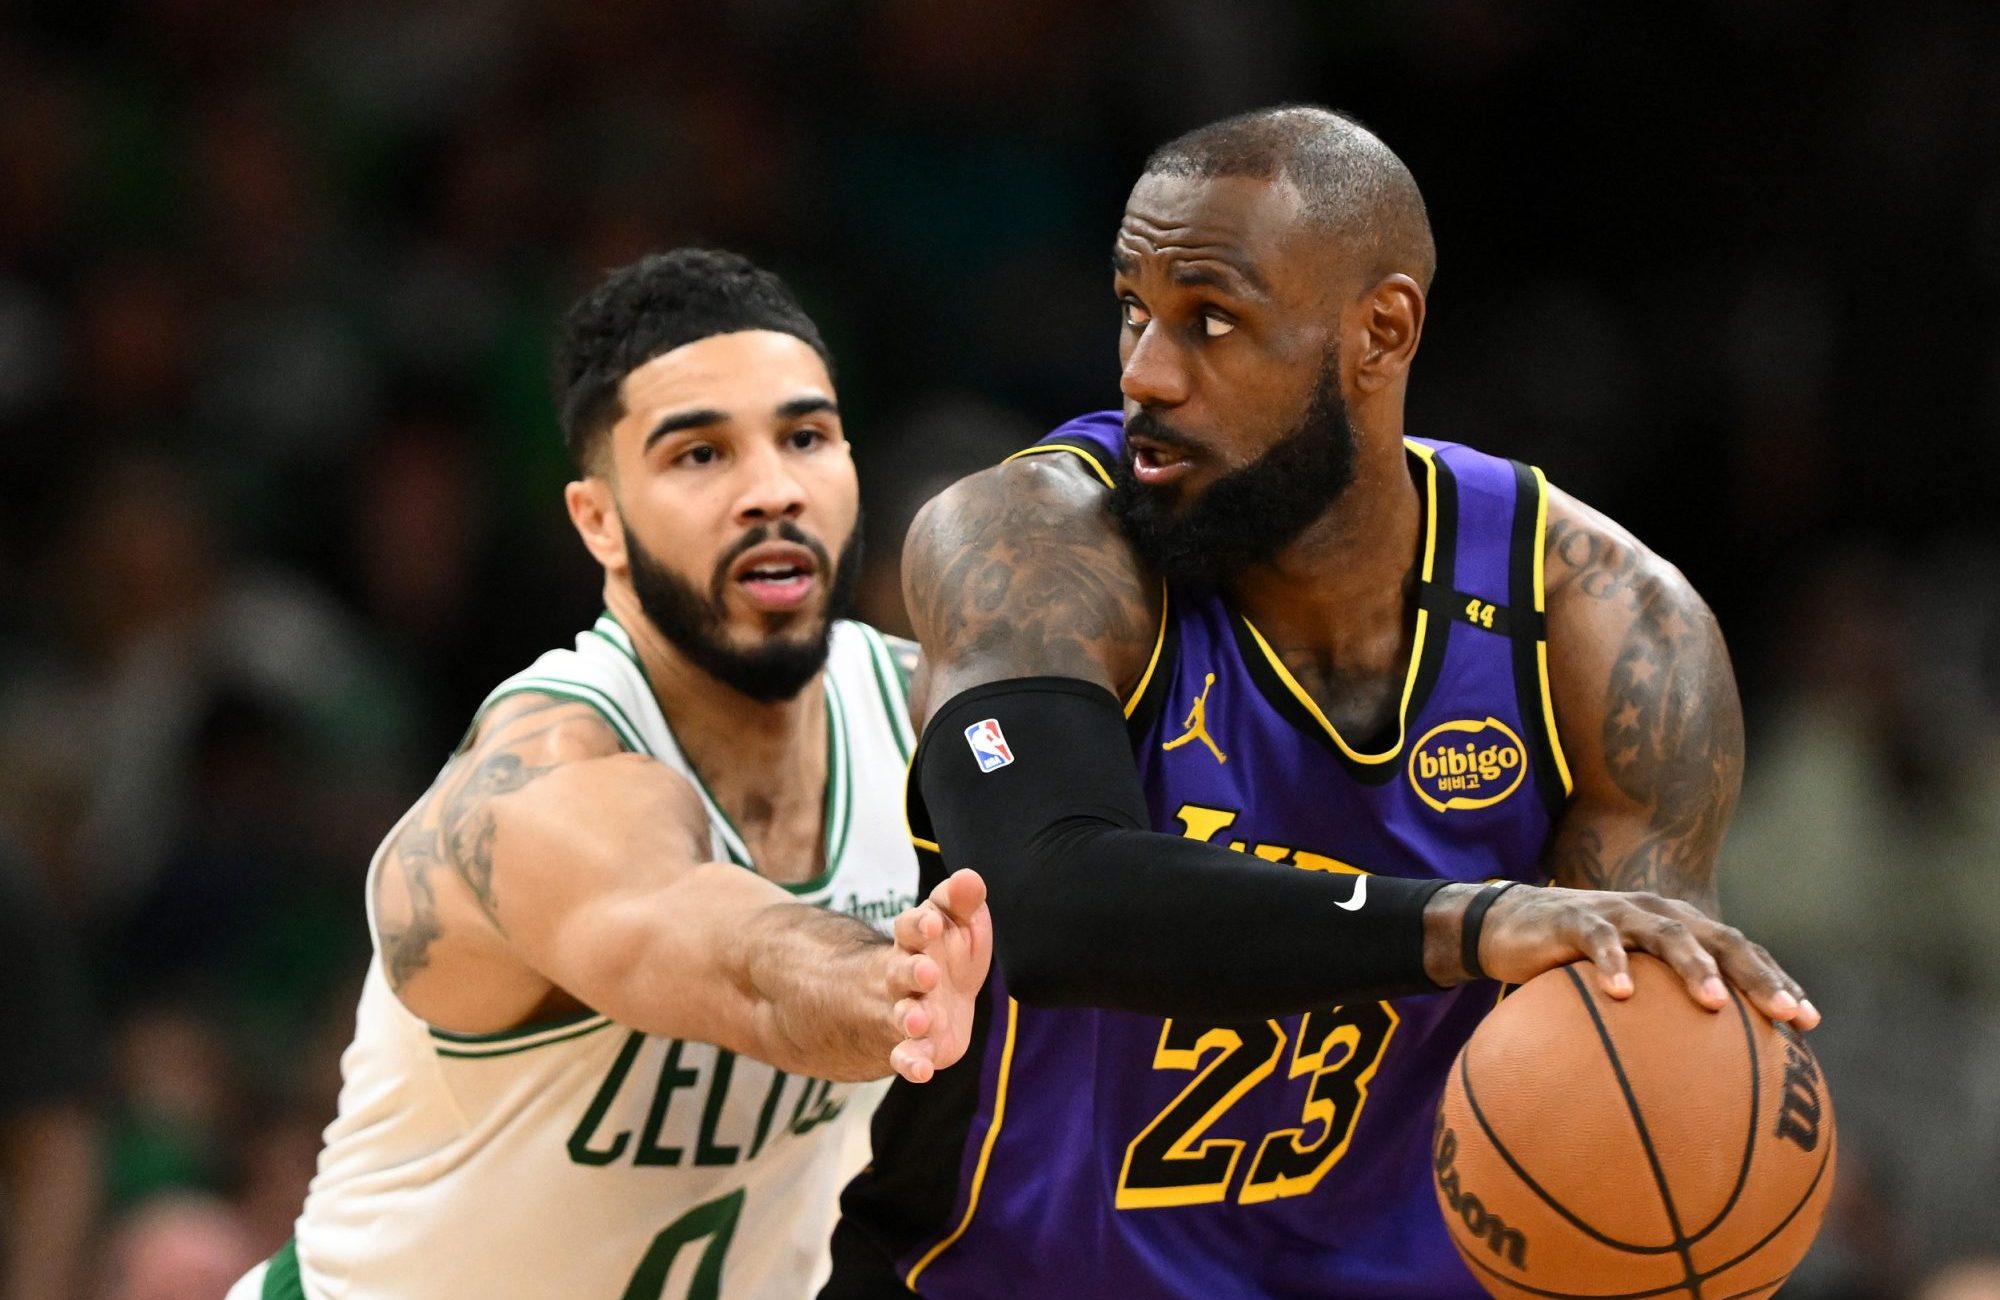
[905,412,1555,1298]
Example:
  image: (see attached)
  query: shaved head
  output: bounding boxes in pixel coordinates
[1142,105,1436,289]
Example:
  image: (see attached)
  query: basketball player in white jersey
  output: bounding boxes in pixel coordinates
[229,250,988,1299]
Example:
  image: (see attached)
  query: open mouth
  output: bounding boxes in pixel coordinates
[730,543,821,611]
[1130,436,1196,486]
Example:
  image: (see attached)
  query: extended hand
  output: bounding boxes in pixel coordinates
[1467,885,1821,1029]
[886,869,994,1082]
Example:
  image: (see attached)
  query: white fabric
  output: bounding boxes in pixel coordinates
[224,1260,267,1300]
[285,618,918,1299]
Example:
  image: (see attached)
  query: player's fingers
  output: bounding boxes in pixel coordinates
[1625,909,1727,1010]
[891,1040,935,1084]
[1574,911,1633,998]
[1705,924,1818,1028]
[931,868,987,924]
[892,901,932,953]
[899,996,931,1041]
[888,950,939,1000]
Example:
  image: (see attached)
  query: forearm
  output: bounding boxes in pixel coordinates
[737,903,902,1082]
[1,1107,99,1300]
[542,863,901,1079]
[922,678,1455,1019]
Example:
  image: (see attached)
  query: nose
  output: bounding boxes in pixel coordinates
[732,442,807,525]
[1119,321,1190,409]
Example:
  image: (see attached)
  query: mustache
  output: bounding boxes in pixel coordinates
[708,519,832,604]
[1124,408,1210,458]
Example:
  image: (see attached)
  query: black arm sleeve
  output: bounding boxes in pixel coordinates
[919,677,1451,1020]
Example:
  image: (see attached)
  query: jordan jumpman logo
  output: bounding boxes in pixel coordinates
[1162,672,1227,764]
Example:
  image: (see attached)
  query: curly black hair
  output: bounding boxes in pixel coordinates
[554,248,832,472]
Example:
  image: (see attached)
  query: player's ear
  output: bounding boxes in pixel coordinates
[565,475,628,573]
[1351,273,1425,394]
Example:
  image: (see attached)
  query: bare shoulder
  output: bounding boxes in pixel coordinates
[1539,485,1743,907]
[901,453,1158,715]
[376,692,701,1002]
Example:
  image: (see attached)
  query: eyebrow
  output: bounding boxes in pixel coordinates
[644,407,729,450]
[643,395,840,451]
[777,395,838,422]
[1110,246,1268,297]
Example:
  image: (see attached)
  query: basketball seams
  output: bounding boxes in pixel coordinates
[1458,1052,1682,1256]
[1679,986,1762,1249]
[1560,966,1704,1298]
[1454,1244,1794,1300]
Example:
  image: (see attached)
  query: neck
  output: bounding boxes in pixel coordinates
[1229,430,1421,673]
[604,586,826,788]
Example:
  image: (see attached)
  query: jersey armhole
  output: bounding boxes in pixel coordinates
[1506,461,1576,819]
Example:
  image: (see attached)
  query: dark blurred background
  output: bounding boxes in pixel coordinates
[1,0,1996,1296]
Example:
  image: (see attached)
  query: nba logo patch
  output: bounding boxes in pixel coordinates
[964,719,1015,772]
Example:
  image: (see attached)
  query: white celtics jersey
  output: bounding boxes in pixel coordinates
[285,614,920,1300]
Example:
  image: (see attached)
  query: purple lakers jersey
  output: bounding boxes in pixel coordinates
[830,412,1574,1299]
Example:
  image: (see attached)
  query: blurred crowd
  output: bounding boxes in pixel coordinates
[1,0,1997,1295]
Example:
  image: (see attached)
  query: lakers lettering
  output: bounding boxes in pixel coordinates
[1408,718,1528,813]
[1432,1119,1528,1269]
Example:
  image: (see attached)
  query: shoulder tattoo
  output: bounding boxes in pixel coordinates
[379,694,612,990]
[904,460,1156,691]
[1545,516,1743,905]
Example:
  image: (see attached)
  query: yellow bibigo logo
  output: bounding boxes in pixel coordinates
[1407,717,1527,813]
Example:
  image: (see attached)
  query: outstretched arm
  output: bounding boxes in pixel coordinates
[382,694,990,1082]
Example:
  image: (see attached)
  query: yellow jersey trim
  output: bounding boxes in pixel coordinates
[1001,440,1166,719]
[904,996,1020,1289]
[1124,582,1169,719]
[1003,441,1116,489]
[1237,441,1440,766]
[1528,465,1575,796]
[903,750,942,854]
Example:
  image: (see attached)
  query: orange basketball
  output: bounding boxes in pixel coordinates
[1433,955,1835,1299]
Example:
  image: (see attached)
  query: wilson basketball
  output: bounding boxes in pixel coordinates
[1433,955,1835,1299]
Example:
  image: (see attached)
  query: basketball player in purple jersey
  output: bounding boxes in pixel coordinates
[825,107,1821,1298]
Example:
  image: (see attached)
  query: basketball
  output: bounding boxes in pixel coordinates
[1433,955,1836,1299]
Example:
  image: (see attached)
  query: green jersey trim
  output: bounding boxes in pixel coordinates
[261,1239,304,1300]
[589,611,857,890]
[858,626,916,761]
[433,1017,618,1060]
[775,672,853,896]
[428,1008,606,1045]
[483,681,651,756]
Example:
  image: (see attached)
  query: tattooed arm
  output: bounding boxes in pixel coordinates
[374,693,990,1082]
[1541,490,1743,913]
[900,449,1817,1024]
[904,454,1160,712]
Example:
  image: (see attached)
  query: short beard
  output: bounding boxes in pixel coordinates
[1108,360,1358,590]
[623,515,862,703]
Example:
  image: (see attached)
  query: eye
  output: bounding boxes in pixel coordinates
[677,443,718,467]
[787,426,826,451]
[1120,298,1151,328]
[1201,313,1236,338]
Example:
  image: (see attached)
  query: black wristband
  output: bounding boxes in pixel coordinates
[1459,881,1521,983]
